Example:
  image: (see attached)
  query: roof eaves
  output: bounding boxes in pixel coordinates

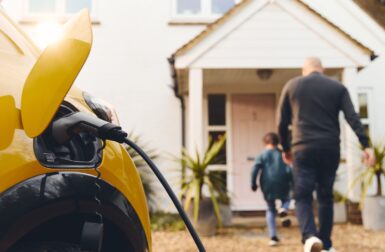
[173,0,253,57]
[296,0,373,55]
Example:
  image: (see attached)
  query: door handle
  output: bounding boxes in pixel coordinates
[247,156,255,161]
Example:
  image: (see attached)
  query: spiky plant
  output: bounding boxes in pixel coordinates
[125,133,158,213]
[347,142,385,206]
[178,134,227,226]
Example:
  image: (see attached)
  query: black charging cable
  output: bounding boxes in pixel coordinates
[51,112,206,252]
[122,137,206,252]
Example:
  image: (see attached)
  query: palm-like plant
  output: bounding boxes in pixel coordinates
[125,133,158,213]
[178,134,227,226]
[347,142,385,206]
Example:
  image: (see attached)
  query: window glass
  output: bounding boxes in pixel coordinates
[358,93,368,119]
[177,0,201,15]
[208,94,226,126]
[29,0,56,13]
[363,124,370,138]
[208,131,226,164]
[66,0,92,13]
[211,0,235,14]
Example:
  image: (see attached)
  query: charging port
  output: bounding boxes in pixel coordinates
[33,102,103,169]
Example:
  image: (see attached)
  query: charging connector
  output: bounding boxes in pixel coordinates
[51,111,206,252]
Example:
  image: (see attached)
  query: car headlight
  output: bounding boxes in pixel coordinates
[83,92,120,125]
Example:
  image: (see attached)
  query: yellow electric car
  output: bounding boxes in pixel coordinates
[0,9,151,252]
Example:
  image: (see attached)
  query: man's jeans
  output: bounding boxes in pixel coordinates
[266,199,291,238]
[293,148,340,250]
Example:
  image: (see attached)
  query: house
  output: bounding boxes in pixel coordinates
[2,0,385,211]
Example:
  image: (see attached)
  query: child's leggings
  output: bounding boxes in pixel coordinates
[266,199,291,238]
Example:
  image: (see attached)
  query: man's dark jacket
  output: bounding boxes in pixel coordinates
[277,72,369,152]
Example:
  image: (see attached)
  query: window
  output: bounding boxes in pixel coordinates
[172,0,239,22]
[208,94,226,125]
[25,0,95,17]
[66,0,93,14]
[176,0,202,15]
[29,0,56,13]
[211,0,235,14]
[358,92,371,137]
[207,94,227,165]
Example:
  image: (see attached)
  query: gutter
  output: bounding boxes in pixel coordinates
[167,55,186,185]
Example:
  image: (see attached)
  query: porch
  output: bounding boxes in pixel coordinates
[172,0,372,210]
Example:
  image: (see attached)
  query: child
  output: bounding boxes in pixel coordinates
[251,132,293,246]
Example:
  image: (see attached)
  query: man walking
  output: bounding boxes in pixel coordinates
[277,57,374,252]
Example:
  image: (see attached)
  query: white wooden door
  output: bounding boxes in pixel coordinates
[231,94,276,210]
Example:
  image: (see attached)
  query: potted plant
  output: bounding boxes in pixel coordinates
[333,190,347,223]
[178,135,227,236]
[347,142,385,230]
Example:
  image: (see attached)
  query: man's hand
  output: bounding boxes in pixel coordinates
[251,184,258,192]
[282,151,293,165]
[363,148,375,167]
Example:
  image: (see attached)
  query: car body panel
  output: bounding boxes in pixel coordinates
[0,7,152,250]
[21,9,92,138]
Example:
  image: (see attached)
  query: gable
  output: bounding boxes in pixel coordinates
[175,0,371,69]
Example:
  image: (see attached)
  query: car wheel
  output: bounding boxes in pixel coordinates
[10,242,91,252]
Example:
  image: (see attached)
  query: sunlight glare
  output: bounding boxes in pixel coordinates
[34,20,63,49]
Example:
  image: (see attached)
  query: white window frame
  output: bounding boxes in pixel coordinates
[170,0,241,24]
[22,0,99,23]
[204,93,230,172]
[357,88,373,138]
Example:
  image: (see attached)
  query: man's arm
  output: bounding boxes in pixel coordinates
[340,87,369,148]
[251,155,263,191]
[341,88,375,166]
[277,83,292,153]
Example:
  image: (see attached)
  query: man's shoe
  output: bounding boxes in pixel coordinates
[269,236,280,246]
[304,236,323,252]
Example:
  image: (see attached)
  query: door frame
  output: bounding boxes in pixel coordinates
[204,89,279,211]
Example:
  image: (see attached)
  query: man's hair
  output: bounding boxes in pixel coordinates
[263,132,279,146]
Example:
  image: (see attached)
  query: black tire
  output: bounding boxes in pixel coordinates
[10,242,88,252]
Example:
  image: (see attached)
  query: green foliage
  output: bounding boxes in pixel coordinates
[125,133,159,213]
[346,142,385,207]
[150,212,185,231]
[177,134,227,226]
[333,190,344,203]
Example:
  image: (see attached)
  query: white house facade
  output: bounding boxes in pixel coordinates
[2,0,385,211]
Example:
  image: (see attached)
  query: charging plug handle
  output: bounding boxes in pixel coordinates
[51,112,127,144]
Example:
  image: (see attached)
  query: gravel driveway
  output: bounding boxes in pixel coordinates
[153,224,385,252]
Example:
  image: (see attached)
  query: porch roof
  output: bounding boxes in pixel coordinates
[173,0,373,70]
[174,0,371,58]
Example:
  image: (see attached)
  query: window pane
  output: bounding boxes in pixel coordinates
[29,0,56,13]
[358,93,368,119]
[177,0,201,15]
[209,131,226,164]
[208,94,226,125]
[66,0,92,13]
[363,124,370,138]
[211,0,235,14]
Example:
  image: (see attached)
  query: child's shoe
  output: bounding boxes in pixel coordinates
[269,236,280,246]
[278,208,291,227]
